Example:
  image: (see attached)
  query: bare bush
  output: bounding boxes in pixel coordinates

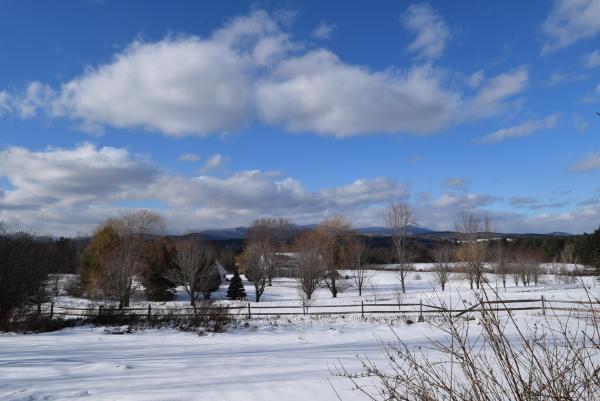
[335,289,600,401]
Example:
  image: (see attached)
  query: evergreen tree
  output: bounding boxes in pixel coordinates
[141,239,176,301]
[227,271,247,300]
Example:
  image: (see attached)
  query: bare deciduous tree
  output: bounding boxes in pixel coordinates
[455,211,492,290]
[343,235,370,296]
[166,238,216,307]
[294,231,326,301]
[102,241,141,308]
[247,218,292,286]
[241,240,271,302]
[316,215,353,298]
[99,211,166,308]
[384,203,416,293]
[433,245,453,291]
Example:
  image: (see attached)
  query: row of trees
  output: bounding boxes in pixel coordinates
[239,206,600,302]
[80,211,222,308]
[239,216,372,301]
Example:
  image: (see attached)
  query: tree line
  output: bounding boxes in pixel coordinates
[1,205,599,330]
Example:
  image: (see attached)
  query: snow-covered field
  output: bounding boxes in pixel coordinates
[1,269,598,401]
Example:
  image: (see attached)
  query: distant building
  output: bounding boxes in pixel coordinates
[272,252,299,278]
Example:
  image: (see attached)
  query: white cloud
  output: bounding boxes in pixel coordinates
[256,50,461,137]
[582,49,600,68]
[546,70,588,86]
[311,22,334,40]
[476,113,559,143]
[200,153,227,172]
[0,143,409,235]
[0,91,11,115]
[433,192,499,209]
[48,10,293,136]
[401,3,449,60]
[1,144,597,235]
[542,0,600,53]
[179,153,201,162]
[569,152,600,172]
[0,143,159,234]
[465,67,529,119]
[443,177,469,190]
[467,70,484,88]
[0,10,529,138]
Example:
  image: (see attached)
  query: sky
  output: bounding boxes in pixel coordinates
[0,0,599,236]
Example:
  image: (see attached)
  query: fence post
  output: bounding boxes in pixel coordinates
[361,300,364,318]
[247,302,251,319]
[98,305,103,317]
[147,304,152,319]
[541,295,546,316]
[302,302,306,316]
[418,299,424,322]
[50,302,54,319]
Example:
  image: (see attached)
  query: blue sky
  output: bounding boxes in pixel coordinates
[0,0,599,235]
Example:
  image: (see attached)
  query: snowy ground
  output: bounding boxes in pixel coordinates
[1,268,598,401]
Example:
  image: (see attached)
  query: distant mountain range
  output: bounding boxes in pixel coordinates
[193,224,572,240]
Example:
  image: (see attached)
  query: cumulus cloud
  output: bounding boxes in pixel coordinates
[569,152,600,172]
[542,0,600,53]
[0,143,409,235]
[0,9,532,139]
[401,3,449,60]
[311,22,334,39]
[200,153,227,172]
[48,10,293,136]
[476,113,559,143]
[256,50,461,137]
[0,144,596,235]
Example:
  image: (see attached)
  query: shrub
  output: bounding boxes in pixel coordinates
[335,289,600,400]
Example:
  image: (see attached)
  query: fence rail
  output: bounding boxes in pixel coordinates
[10,295,600,324]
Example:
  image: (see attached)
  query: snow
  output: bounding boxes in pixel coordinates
[2,268,598,401]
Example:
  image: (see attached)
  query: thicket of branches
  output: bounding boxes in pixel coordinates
[335,288,600,401]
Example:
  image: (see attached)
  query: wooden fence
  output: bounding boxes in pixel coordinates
[12,296,600,323]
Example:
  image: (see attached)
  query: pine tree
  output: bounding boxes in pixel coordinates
[227,271,247,300]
